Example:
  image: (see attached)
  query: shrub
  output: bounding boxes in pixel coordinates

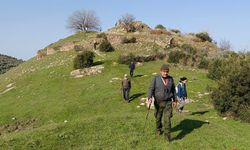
[155,24,166,30]
[118,53,135,64]
[96,32,107,40]
[73,51,95,69]
[170,29,181,34]
[195,32,212,42]
[150,29,171,35]
[211,63,250,122]
[121,37,136,44]
[198,58,209,69]
[167,50,186,64]
[99,40,114,52]
[0,54,24,74]
[118,53,166,64]
[207,58,224,80]
[180,44,197,55]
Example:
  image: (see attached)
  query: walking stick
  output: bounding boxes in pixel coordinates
[143,99,152,133]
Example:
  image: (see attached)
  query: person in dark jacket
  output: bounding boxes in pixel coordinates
[177,77,188,113]
[129,62,135,78]
[147,64,177,142]
[121,74,131,102]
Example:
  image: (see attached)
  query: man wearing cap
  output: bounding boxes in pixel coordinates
[121,74,131,102]
[147,64,177,142]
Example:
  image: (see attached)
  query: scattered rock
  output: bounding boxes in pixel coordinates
[140,103,145,106]
[112,77,121,80]
[70,65,104,78]
[0,86,16,95]
[152,72,157,75]
[140,98,147,103]
[70,69,81,76]
[6,83,15,88]
[223,117,227,120]
[112,62,118,66]
[136,106,140,108]
[136,62,143,67]
[64,120,68,123]
[198,94,203,97]
[75,75,84,78]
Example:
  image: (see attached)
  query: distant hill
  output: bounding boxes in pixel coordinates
[0,54,24,74]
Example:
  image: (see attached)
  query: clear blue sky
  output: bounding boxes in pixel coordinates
[0,0,249,60]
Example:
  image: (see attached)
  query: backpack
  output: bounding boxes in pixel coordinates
[175,82,182,94]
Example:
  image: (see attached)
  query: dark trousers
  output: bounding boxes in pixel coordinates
[154,100,172,140]
[130,70,134,78]
[122,88,130,101]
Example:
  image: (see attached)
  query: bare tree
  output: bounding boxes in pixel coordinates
[67,10,101,32]
[118,13,136,32]
[219,39,231,51]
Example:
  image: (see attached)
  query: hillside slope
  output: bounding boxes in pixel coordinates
[0,49,249,149]
[0,25,249,149]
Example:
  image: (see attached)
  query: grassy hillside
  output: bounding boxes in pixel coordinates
[0,50,250,149]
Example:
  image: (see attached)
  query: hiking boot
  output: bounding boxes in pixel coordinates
[156,130,163,136]
[165,134,171,142]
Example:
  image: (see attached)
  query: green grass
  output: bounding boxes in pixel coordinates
[0,51,250,150]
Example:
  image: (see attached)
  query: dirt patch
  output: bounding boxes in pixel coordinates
[0,118,38,136]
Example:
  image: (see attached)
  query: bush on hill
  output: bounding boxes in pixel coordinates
[210,52,250,122]
[73,51,95,69]
[207,58,224,80]
[121,37,136,44]
[195,32,213,42]
[118,52,165,64]
[0,54,23,74]
[99,40,114,52]
[155,24,166,30]
[167,50,186,64]
[96,32,107,40]
[170,29,181,34]
[212,63,250,122]
[198,57,209,69]
[180,44,197,55]
[150,29,171,35]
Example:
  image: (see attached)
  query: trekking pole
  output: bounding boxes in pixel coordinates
[143,100,152,133]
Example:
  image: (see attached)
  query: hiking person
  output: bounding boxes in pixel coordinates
[147,64,177,142]
[129,61,135,78]
[176,77,188,113]
[121,74,131,102]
